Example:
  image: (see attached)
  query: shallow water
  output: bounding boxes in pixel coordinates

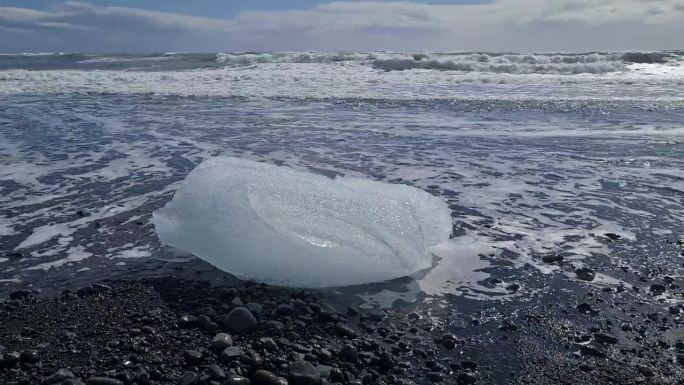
[1,52,683,308]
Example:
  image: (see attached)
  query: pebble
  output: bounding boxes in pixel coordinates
[637,366,654,377]
[179,315,199,328]
[593,333,618,344]
[183,349,203,365]
[461,361,478,371]
[224,307,258,333]
[378,351,395,372]
[580,344,606,358]
[19,349,40,363]
[542,254,563,264]
[339,344,358,363]
[456,372,477,384]
[367,309,385,322]
[260,337,278,351]
[427,372,444,382]
[499,321,517,332]
[221,346,246,362]
[45,369,75,383]
[252,370,278,385]
[179,371,200,385]
[9,290,33,301]
[63,380,86,385]
[86,377,124,385]
[226,374,252,385]
[649,284,666,295]
[317,365,332,378]
[247,302,264,314]
[289,360,322,385]
[576,303,597,315]
[0,351,20,368]
[335,322,357,338]
[207,364,225,380]
[211,332,234,351]
[329,368,344,383]
[575,268,596,281]
[676,353,684,366]
[277,304,295,316]
[603,233,621,241]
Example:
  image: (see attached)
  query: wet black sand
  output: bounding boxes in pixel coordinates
[1,268,682,385]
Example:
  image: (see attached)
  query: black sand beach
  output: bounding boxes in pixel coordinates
[1,267,682,385]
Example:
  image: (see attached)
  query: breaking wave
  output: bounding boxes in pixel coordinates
[0,50,681,74]
[214,52,376,65]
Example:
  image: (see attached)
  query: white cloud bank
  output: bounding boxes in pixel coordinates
[1,0,683,52]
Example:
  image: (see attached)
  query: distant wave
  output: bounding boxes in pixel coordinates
[0,51,680,74]
[215,52,376,65]
[375,53,614,74]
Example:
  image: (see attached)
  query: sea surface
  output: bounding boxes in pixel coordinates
[1,51,683,307]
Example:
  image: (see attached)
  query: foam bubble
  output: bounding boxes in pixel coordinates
[153,157,452,287]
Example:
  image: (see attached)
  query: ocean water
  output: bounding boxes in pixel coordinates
[1,51,683,306]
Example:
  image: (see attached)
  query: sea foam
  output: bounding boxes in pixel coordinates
[152,157,452,287]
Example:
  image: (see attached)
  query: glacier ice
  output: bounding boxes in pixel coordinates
[152,157,452,287]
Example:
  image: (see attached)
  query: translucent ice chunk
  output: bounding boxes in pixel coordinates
[153,157,452,287]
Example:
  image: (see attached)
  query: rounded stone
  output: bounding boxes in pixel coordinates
[224,307,258,333]
[289,360,321,385]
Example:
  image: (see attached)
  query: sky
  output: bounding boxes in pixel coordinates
[0,0,683,53]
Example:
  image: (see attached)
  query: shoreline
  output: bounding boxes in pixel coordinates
[1,275,682,385]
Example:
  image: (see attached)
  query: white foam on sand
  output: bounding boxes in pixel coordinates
[0,216,15,236]
[26,246,92,271]
[153,157,453,288]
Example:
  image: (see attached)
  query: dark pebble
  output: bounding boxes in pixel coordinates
[289,360,321,385]
[9,290,33,301]
[499,322,517,332]
[329,368,344,382]
[649,284,666,295]
[427,372,444,382]
[367,309,385,322]
[224,307,258,333]
[179,315,199,328]
[211,332,234,351]
[594,333,618,344]
[637,366,654,377]
[378,351,395,371]
[0,351,20,368]
[541,254,563,264]
[45,369,75,383]
[676,353,684,366]
[183,349,203,365]
[253,370,278,385]
[576,303,596,315]
[339,344,358,363]
[63,380,86,385]
[179,371,200,385]
[461,361,477,371]
[260,337,278,351]
[277,304,295,316]
[19,349,40,363]
[86,377,124,385]
[575,268,596,281]
[207,364,225,380]
[221,346,246,362]
[226,374,252,385]
[580,344,606,359]
[335,322,357,338]
[456,372,477,384]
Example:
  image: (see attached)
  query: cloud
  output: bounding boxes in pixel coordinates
[0,1,683,52]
